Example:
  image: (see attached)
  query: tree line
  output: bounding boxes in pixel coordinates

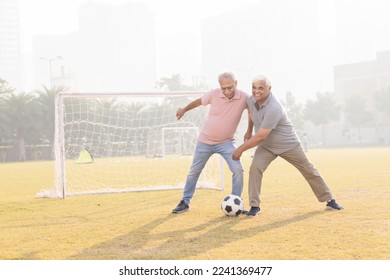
[1,75,389,162]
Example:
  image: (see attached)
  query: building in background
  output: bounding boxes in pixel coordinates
[200,0,324,99]
[33,34,69,89]
[334,50,390,102]
[0,0,22,90]
[33,1,157,92]
[334,50,390,144]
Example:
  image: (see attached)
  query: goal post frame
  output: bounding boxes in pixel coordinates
[40,91,225,199]
[54,92,66,199]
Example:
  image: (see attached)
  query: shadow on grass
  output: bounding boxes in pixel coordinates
[70,210,325,260]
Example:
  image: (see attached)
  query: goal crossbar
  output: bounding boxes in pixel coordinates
[37,91,224,198]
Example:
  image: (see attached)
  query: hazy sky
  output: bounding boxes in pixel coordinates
[19,0,390,59]
[17,0,390,94]
[19,0,258,52]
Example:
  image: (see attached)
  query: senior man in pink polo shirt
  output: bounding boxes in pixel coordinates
[172,71,251,214]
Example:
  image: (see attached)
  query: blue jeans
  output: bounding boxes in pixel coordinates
[182,140,244,205]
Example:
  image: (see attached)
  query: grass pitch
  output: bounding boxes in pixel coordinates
[0,147,389,260]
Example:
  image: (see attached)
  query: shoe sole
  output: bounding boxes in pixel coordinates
[172,208,189,214]
[246,211,260,216]
[247,214,259,217]
[325,206,343,211]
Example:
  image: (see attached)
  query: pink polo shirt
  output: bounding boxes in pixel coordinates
[198,88,248,145]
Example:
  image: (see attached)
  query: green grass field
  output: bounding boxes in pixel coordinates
[0,147,389,260]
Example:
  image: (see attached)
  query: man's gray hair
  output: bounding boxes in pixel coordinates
[218,71,236,82]
[252,73,272,86]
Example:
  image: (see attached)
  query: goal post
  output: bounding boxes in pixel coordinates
[37,91,225,198]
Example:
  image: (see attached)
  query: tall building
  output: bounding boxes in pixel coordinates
[33,1,157,92]
[334,49,390,115]
[200,0,324,100]
[0,0,22,90]
[334,50,390,101]
[333,50,390,144]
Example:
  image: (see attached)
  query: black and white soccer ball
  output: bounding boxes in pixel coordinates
[221,194,244,216]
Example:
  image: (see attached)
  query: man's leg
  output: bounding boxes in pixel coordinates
[216,140,244,197]
[248,146,276,207]
[279,144,333,202]
[181,142,213,204]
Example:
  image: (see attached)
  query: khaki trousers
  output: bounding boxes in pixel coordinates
[248,144,333,207]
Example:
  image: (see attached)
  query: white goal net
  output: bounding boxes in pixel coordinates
[37,92,224,198]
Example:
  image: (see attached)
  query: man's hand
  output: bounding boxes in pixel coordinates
[244,130,252,142]
[176,108,186,120]
[176,98,202,120]
[232,148,242,160]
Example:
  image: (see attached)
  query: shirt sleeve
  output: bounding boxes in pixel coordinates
[260,107,283,129]
[246,97,252,112]
[244,93,249,109]
[201,89,215,106]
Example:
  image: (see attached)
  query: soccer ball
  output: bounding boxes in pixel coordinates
[221,194,244,216]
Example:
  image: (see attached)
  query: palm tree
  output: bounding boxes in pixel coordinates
[0,78,15,161]
[84,97,127,157]
[155,74,194,91]
[0,92,39,161]
[0,77,14,96]
[35,86,66,150]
